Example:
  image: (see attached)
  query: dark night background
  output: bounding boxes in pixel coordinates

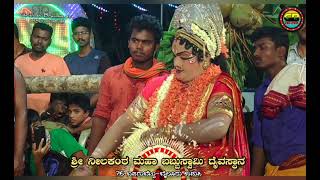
[81,4,176,66]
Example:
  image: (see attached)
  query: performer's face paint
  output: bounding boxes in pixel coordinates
[73,26,91,48]
[128,29,158,63]
[253,37,286,70]
[172,38,204,83]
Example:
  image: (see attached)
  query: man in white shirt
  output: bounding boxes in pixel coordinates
[287,6,306,65]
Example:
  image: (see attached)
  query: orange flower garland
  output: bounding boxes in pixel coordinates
[144,65,222,127]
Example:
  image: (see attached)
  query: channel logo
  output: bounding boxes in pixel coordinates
[279,7,304,31]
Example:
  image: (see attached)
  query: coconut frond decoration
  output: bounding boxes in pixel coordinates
[219,3,233,18]
[224,21,254,90]
[244,9,263,35]
[251,4,265,11]
[230,4,256,29]
[222,4,287,90]
[225,23,235,48]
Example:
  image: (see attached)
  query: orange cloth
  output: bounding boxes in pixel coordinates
[265,163,306,176]
[94,61,167,130]
[15,53,70,114]
[123,57,166,79]
[265,154,306,176]
[94,59,167,176]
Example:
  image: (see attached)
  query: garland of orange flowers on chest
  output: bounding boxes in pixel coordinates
[144,65,222,128]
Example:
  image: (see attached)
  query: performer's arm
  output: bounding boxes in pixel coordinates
[91,114,135,158]
[14,67,28,176]
[91,95,147,158]
[167,93,233,144]
[87,116,107,154]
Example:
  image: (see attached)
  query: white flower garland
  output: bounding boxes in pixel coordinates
[149,74,175,128]
[191,23,221,59]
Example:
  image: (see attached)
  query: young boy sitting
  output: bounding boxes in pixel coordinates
[67,94,92,147]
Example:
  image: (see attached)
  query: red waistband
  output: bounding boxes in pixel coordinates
[278,154,306,170]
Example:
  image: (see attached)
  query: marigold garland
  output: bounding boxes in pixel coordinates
[144,65,222,127]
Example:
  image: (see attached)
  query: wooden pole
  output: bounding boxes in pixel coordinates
[24,75,103,93]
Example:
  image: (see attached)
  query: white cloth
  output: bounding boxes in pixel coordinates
[287,43,306,65]
[78,128,91,147]
[265,64,306,95]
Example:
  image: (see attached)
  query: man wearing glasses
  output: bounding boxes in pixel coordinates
[64,17,112,107]
[64,17,112,75]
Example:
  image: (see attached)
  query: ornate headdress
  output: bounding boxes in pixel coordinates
[170,4,227,59]
[157,4,228,69]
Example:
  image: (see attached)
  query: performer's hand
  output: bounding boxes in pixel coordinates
[140,128,166,141]
[69,165,95,176]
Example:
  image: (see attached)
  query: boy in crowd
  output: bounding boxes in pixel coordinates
[26,109,87,176]
[67,94,92,147]
[41,93,69,131]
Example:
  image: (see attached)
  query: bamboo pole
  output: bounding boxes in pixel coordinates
[24,75,103,93]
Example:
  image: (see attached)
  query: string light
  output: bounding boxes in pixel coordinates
[132,4,148,12]
[168,4,178,9]
[66,4,81,19]
[91,4,109,13]
[113,11,120,32]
